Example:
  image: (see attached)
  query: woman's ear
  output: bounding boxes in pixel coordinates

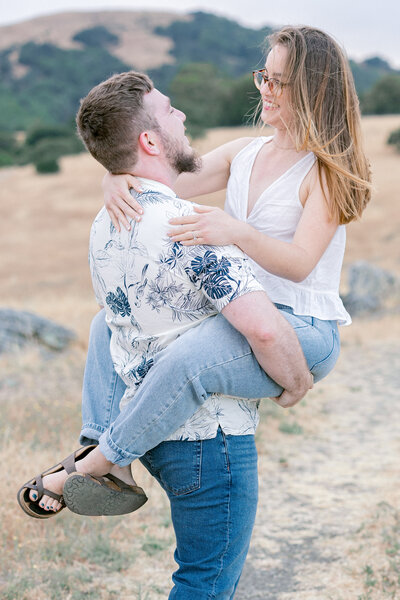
[138,131,161,156]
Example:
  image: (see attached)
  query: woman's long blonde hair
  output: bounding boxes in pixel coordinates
[268,26,371,224]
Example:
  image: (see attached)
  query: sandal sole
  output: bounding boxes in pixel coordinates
[63,473,148,516]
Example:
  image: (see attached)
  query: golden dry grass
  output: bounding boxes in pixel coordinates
[1,115,400,599]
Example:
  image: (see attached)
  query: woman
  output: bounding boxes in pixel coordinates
[21,26,370,516]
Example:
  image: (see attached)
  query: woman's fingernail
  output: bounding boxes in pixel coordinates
[40,502,44,507]
[135,216,141,222]
[32,493,37,500]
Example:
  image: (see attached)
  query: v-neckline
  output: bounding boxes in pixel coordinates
[246,138,311,220]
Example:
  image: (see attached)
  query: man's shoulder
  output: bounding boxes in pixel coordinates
[135,190,195,220]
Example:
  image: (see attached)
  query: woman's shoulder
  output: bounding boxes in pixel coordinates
[228,135,271,165]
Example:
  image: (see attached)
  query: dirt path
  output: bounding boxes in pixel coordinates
[236,338,400,599]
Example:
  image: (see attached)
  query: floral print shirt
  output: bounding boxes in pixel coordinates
[89,178,263,441]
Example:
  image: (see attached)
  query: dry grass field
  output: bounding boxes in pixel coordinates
[0,115,400,599]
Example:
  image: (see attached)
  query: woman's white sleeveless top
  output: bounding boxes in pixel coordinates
[225,136,351,325]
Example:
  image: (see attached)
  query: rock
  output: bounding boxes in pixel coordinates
[0,308,76,354]
[342,261,400,316]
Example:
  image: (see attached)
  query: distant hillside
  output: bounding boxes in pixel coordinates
[0,9,398,133]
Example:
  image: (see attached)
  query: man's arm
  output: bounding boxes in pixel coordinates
[222,291,313,408]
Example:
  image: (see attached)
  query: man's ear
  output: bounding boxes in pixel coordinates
[138,131,161,156]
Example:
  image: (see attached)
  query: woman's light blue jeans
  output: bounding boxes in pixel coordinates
[80,306,339,464]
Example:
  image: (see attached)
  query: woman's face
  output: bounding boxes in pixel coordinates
[260,44,293,130]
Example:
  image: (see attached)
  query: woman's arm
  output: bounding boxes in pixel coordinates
[174,137,253,199]
[168,166,339,283]
[102,137,253,230]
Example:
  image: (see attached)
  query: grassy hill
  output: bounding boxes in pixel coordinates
[0,10,398,138]
[0,11,274,132]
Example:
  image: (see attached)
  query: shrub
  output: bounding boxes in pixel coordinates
[73,26,119,48]
[35,157,60,173]
[25,124,77,146]
[29,137,82,173]
[0,131,19,166]
[0,151,15,167]
[387,127,400,150]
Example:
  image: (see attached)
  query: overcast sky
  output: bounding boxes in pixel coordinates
[2,0,399,67]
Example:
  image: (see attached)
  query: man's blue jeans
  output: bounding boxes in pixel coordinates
[141,429,258,599]
[81,308,339,465]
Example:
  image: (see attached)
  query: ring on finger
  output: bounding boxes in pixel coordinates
[192,231,198,242]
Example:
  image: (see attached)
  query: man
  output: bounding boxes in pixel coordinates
[22,72,312,598]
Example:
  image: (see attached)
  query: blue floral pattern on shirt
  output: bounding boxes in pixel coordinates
[89,181,263,440]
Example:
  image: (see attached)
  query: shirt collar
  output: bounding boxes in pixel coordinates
[136,177,177,198]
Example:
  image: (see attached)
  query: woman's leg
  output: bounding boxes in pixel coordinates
[97,309,339,466]
[27,312,128,513]
[28,306,338,511]
[80,309,126,446]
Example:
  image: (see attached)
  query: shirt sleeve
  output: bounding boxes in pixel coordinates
[178,241,265,312]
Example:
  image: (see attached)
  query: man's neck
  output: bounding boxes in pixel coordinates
[135,176,176,196]
[129,162,178,190]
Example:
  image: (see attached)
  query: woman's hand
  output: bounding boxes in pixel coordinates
[167,205,244,247]
[103,172,144,232]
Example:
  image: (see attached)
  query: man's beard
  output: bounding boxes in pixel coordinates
[161,131,202,174]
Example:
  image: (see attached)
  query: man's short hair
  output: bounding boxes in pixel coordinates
[76,71,156,173]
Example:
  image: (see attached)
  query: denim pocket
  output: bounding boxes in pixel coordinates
[142,439,202,496]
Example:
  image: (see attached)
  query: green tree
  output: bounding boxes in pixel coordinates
[220,74,260,126]
[169,63,228,137]
[155,12,271,78]
[361,74,400,114]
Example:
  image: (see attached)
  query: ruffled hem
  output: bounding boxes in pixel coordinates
[266,282,352,326]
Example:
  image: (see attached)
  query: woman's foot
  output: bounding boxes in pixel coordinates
[29,447,135,513]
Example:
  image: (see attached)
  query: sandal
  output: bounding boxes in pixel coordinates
[17,445,97,519]
[63,471,148,516]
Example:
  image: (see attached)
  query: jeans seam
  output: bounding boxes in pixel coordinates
[81,423,107,434]
[209,432,232,599]
[310,329,337,371]
[104,371,119,427]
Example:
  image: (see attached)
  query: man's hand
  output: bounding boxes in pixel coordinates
[272,372,314,409]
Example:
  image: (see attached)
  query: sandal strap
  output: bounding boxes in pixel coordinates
[41,488,65,504]
[62,452,78,474]
[26,476,65,504]
[61,444,97,475]
[105,473,135,492]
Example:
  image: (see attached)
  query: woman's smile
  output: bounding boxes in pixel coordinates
[262,99,280,111]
